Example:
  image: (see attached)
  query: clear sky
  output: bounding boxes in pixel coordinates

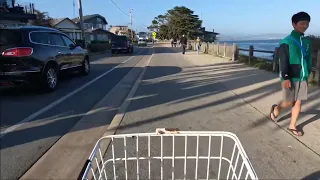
[17,0,320,36]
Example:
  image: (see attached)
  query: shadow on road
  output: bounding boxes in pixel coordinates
[153,46,183,54]
[0,48,150,97]
[0,65,182,150]
[1,46,319,179]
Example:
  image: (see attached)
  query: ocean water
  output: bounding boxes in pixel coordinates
[218,39,281,60]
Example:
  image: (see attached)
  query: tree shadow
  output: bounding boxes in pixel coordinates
[245,88,320,131]
[2,46,319,179]
[153,46,184,54]
[0,62,182,179]
[0,64,182,149]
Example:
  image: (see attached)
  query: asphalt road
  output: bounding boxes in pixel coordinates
[0,46,152,180]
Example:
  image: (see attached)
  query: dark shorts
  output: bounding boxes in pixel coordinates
[282,81,308,102]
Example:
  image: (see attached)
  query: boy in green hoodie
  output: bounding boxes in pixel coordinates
[269,12,312,136]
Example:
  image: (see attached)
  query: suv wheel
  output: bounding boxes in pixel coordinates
[42,65,58,92]
[80,58,90,75]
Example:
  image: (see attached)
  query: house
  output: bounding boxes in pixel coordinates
[73,14,108,31]
[51,14,113,43]
[51,18,81,41]
[0,0,36,27]
[109,25,135,39]
[199,27,219,43]
[73,14,112,43]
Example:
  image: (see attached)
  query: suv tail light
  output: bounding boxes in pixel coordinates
[2,47,33,57]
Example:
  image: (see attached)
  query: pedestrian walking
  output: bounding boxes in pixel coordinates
[180,34,188,54]
[173,38,177,47]
[196,37,201,55]
[269,12,312,136]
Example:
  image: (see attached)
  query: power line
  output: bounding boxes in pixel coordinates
[109,0,148,31]
[109,0,130,17]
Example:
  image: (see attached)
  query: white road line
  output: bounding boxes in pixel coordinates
[0,48,146,138]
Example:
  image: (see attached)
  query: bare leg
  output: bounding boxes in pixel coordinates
[271,101,294,120]
[288,100,303,135]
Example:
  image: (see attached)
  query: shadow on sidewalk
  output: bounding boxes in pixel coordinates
[113,58,320,143]
[153,46,184,54]
[302,170,320,180]
[2,46,319,179]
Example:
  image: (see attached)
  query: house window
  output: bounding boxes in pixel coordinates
[97,34,103,41]
[83,23,93,29]
[90,35,94,41]
[96,17,102,23]
[97,24,103,29]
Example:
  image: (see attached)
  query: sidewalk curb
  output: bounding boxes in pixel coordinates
[83,49,154,180]
[20,49,153,180]
[103,49,153,136]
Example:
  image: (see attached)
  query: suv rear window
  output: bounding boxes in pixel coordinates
[30,32,50,45]
[0,29,22,46]
[112,36,127,41]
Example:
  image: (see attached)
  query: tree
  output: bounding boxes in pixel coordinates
[149,6,202,40]
[159,24,169,39]
[30,9,53,27]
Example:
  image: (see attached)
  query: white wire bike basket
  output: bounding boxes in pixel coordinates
[79,128,258,180]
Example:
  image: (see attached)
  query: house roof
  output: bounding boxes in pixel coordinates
[86,28,115,35]
[72,14,107,24]
[51,18,65,26]
[51,17,78,27]
[111,25,128,27]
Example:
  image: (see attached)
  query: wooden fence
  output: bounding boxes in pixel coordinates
[188,41,320,85]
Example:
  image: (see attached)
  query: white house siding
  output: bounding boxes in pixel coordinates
[55,19,79,29]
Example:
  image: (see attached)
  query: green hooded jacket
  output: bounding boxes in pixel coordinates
[279,30,313,82]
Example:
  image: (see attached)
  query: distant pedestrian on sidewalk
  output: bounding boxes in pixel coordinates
[180,34,188,54]
[196,37,202,54]
[269,12,312,136]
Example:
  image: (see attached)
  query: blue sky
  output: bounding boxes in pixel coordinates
[18,0,320,37]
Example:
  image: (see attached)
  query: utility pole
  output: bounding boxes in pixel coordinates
[129,8,133,41]
[78,0,86,48]
[73,0,76,41]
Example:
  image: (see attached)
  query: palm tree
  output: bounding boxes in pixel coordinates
[30,9,53,27]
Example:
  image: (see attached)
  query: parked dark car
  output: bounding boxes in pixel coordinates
[0,26,90,92]
[111,35,133,54]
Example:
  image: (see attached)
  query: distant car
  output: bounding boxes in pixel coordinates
[0,26,90,92]
[111,35,133,54]
[138,39,147,46]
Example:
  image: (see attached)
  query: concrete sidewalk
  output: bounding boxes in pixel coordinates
[110,48,319,179]
[183,51,320,154]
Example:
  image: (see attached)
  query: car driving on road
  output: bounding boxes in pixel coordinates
[0,26,90,92]
[138,38,147,47]
[111,35,133,54]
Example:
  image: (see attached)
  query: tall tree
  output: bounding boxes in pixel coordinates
[149,6,202,40]
[30,9,53,27]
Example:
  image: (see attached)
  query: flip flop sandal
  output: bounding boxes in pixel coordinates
[269,104,278,122]
[287,128,304,136]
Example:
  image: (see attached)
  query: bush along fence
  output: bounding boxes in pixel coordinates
[188,41,320,86]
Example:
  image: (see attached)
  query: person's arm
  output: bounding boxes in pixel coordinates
[279,43,290,80]
[308,43,313,75]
